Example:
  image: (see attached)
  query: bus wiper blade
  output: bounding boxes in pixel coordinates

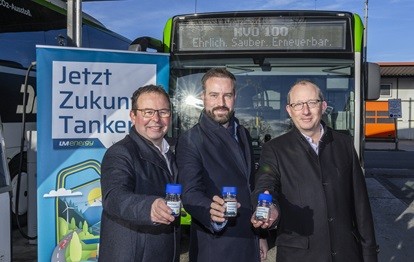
[322,65,352,75]
[226,66,255,74]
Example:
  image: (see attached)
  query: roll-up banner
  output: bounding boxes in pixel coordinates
[36,46,169,261]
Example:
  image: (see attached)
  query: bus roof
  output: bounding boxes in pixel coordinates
[0,0,108,33]
[170,10,355,19]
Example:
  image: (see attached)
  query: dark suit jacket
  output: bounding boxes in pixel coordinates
[252,123,379,262]
[176,112,260,262]
[99,128,180,262]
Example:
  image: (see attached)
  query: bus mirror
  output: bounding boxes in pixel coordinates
[129,37,149,51]
[366,62,381,100]
[129,37,164,52]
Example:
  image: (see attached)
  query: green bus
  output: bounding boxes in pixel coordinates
[132,10,380,163]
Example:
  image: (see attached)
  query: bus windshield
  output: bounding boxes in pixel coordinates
[130,10,381,160]
[170,58,355,148]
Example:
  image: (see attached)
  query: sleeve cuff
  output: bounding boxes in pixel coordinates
[211,220,227,232]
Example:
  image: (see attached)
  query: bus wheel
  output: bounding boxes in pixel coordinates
[9,154,28,228]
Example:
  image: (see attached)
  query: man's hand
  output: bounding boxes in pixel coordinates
[210,195,242,223]
[150,198,176,224]
[251,191,279,229]
[210,195,226,223]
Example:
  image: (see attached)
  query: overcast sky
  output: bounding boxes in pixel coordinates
[83,0,414,62]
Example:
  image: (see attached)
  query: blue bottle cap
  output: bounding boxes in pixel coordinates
[222,186,237,195]
[258,193,272,202]
[166,183,182,194]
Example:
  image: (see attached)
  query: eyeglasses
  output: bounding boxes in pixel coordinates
[133,108,171,118]
[289,99,321,111]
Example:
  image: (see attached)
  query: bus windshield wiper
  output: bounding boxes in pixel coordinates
[322,65,353,76]
[226,66,255,74]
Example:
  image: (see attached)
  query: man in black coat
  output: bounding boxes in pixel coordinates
[99,85,180,262]
[251,80,379,262]
[176,68,267,262]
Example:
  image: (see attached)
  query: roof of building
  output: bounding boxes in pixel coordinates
[378,62,414,77]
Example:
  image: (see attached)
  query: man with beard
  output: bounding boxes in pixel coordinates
[176,68,267,262]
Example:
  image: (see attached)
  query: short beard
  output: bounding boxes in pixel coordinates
[206,106,234,125]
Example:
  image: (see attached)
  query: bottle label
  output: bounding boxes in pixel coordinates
[255,206,270,220]
[167,201,181,217]
[224,201,237,217]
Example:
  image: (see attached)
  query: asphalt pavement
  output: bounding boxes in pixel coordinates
[364,140,414,262]
[366,169,413,262]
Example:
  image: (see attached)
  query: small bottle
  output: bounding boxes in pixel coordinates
[165,183,182,217]
[255,193,273,221]
[222,186,237,217]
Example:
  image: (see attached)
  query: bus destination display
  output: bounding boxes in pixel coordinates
[176,17,347,52]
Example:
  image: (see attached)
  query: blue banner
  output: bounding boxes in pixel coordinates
[36,46,169,261]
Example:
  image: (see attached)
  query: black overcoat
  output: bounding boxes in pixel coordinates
[176,112,260,262]
[252,123,379,262]
[99,128,180,262]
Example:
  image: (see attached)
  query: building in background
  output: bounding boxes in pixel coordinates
[373,63,414,140]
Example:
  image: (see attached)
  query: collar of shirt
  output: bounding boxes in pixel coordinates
[154,139,173,174]
[301,124,324,154]
[154,138,170,154]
